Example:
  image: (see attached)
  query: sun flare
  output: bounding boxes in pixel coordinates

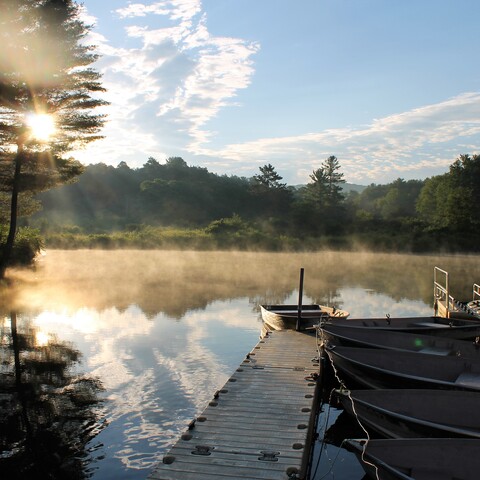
[26,113,56,141]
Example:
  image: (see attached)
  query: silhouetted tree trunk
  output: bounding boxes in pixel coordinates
[0,146,23,279]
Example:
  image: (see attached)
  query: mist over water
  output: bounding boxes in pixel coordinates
[2,250,480,479]
[5,249,480,315]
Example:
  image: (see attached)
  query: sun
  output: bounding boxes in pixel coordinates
[26,113,56,141]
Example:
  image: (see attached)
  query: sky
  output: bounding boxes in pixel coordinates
[76,0,480,185]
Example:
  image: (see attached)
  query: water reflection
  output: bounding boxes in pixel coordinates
[13,300,263,479]
[1,250,480,479]
[0,312,106,480]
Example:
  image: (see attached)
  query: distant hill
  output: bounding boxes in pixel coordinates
[342,183,366,194]
[292,183,366,193]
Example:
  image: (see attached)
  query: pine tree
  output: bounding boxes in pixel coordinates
[251,164,291,218]
[307,155,345,207]
[321,155,345,206]
[0,0,108,278]
[252,163,287,191]
[307,167,329,206]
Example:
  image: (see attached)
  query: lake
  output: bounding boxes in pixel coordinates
[1,250,479,479]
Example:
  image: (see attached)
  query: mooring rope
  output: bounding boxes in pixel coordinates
[312,325,380,480]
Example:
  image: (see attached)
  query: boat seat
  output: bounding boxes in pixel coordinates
[410,322,449,328]
[417,347,451,355]
[455,372,480,388]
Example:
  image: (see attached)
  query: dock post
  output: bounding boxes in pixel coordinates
[297,267,304,331]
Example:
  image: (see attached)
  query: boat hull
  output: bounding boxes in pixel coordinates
[320,324,480,358]
[336,389,480,439]
[346,438,480,480]
[260,304,349,330]
[326,345,480,391]
[321,316,480,339]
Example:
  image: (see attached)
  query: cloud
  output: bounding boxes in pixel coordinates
[75,1,258,167]
[113,1,259,139]
[195,92,480,183]
[77,2,480,185]
[116,0,201,21]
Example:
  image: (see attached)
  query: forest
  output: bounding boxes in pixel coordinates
[3,153,478,256]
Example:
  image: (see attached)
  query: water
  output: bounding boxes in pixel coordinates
[1,250,479,479]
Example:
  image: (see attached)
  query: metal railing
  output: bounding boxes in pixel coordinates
[433,266,455,317]
[473,284,480,302]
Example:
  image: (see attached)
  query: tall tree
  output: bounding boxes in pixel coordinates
[320,155,345,206]
[0,0,107,278]
[302,155,346,231]
[251,163,287,191]
[250,164,291,218]
[306,167,329,206]
[305,156,345,207]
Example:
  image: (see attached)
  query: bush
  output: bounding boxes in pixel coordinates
[0,227,44,266]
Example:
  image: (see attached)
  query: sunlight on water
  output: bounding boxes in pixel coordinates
[2,250,480,479]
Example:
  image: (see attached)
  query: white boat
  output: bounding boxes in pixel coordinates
[260,304,349,330]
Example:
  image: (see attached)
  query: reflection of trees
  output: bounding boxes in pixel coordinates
[0,312,106,479]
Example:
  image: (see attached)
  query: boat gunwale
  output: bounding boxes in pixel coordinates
[326,346,476,390]
[345,439,414,480]
[336,390,480,439]
[319,324,480,357]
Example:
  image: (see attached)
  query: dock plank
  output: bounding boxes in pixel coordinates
[148,329,321,480]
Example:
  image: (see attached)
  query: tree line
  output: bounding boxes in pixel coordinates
[10,152,478,254]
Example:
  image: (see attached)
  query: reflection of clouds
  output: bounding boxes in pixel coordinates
[265,288,431,319]
[35,308,102,335]
[30,298,261,473]
[90,359,132,391]
[34,305,154,337]
[339,287,432,319]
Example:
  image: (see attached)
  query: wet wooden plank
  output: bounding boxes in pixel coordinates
[148,329,321,480]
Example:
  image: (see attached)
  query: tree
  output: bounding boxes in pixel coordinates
[251,164,287,191]
[449,154,480,227]
[165,156,188,169]
[382,179,423,220]
[301,156,346,231]
[417,154,480,231]
[305,156,345,207]
[305,167,329,206]
[0,0,107,278]
[250,164,291,219]
[320,155,345,206]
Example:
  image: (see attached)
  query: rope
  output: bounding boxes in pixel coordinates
[310,326,380,480]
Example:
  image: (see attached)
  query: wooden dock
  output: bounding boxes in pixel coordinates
[148,329,322,480]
